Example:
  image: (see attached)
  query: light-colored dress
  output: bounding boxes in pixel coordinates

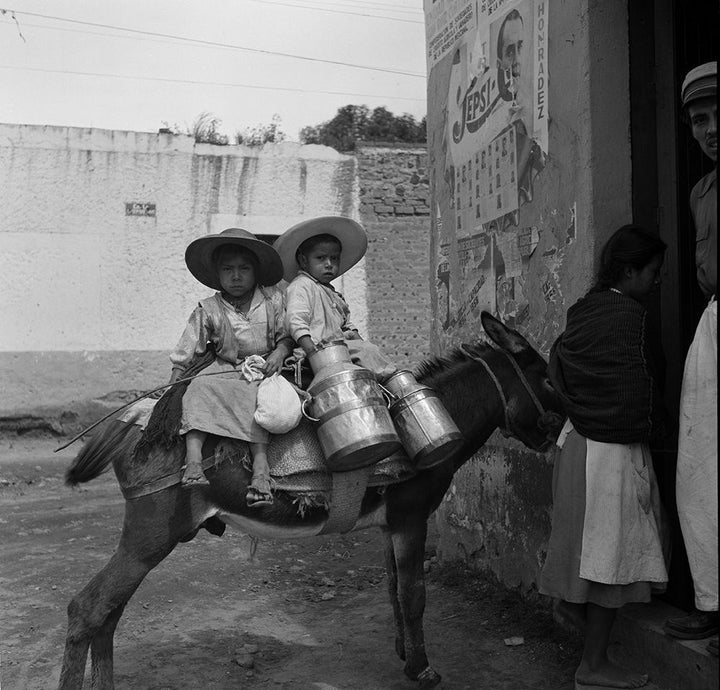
[285,271,396,379]
[539,420,668,608]
[171,287,287,443]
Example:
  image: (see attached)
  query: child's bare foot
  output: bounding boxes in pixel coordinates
[575,660,648,688]
[181,460,209,487]
[246,473,273,507]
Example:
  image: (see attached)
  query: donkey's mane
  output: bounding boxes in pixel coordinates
[414,340,495,383]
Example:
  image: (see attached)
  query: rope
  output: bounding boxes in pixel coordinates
[458,344,547,435]
[53,369,244,453]
[459,344,510,430]
[499,350,547,417]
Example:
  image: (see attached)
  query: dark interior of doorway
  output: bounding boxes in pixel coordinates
[629,0,717,611]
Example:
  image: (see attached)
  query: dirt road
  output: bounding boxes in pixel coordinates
[0,437,580,689]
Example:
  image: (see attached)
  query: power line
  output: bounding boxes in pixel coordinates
[249,0,424,17]
[6,9,426,78]
[244,0,424,24]
[0,64,426,102]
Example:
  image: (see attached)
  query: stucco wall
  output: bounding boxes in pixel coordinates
[0,125,361,427]
[427,0,633,592]
[357,144,433,368]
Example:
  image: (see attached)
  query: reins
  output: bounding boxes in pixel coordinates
[459,344,547,437]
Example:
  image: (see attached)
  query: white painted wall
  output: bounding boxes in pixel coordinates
[0,124,364,414]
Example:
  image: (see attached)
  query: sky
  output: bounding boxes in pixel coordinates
[0,0,428,141]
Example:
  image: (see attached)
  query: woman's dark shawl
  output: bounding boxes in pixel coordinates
[549,290,663,444]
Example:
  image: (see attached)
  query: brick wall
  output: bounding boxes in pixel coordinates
[356,143,432,368]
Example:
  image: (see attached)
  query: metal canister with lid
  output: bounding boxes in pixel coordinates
[304,342,401,471]
[384,369,463,469]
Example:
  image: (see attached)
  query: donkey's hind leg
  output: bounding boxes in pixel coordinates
[58,490,200,689]
[59,545,168,689]
[89,600,126,689]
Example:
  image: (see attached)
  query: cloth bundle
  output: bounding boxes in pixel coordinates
[254,372,303,434]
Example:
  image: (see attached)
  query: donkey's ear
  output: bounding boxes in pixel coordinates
[480,311,531,355]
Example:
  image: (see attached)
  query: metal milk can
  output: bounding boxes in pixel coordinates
[384,370,463,469]
[304,342,401,471]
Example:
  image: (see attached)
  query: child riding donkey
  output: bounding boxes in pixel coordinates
[169,228,293,505]
[274,216,398,382]
[274,216,456,469]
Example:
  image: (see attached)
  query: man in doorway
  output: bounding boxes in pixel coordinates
[664,61,717,653]
[496,8,524,103]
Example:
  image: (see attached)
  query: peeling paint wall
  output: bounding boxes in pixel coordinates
[0,125,361,417]
[425,0,633,591]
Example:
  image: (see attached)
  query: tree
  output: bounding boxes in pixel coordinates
[299,105,426,152]
[365,106,395,141]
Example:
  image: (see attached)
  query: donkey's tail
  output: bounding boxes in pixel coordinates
[65,417,140,486]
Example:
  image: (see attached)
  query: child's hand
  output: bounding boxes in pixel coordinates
[343,329,362,340]
[263,350,285,376]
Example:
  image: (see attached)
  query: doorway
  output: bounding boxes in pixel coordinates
[629,0,717,610]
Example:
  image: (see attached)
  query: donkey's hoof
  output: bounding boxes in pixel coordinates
[416,666,442,688]
[395,636,406,660]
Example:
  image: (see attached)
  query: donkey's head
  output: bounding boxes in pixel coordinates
[478,312,564,452]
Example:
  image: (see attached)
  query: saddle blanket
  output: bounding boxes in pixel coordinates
[119,399,416,496]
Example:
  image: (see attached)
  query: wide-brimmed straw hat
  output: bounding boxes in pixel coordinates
[255,232,281,245]
[274,216,367,282]
[185,227,284,290]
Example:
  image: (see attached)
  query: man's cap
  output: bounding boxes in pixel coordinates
[681,61,717,107]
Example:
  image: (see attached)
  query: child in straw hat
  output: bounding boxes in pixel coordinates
[170,228,293,506]
[274,216,397,380]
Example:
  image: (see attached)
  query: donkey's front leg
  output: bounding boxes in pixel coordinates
[389,518,441,689]
[382,528,406,661]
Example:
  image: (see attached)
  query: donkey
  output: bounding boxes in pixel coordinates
[58,312,562,689]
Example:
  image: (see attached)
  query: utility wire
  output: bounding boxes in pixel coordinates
[0,64,426,102]
[248,0,424,17]
[5,9,426,78]
[3,18,425,74]
[244,0,424,24]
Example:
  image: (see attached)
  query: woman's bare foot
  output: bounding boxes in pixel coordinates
[575,660,648,688]
[554,600,586,632]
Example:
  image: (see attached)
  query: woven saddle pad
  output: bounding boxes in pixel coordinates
[120,401,416,496]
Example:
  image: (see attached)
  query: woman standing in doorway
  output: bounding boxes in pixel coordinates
[539,225,670,690]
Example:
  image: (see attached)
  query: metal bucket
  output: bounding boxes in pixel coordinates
[306,368,401,471]
[384,370,463,469]
[307,340,353,375]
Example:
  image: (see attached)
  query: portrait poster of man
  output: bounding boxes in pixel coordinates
[425,0,548,338]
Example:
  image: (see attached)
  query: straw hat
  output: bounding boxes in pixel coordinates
[274,216,367,281]
[185,228,284,290]
[255,232,281,245]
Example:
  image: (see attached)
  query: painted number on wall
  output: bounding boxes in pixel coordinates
[125,202,156,217]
